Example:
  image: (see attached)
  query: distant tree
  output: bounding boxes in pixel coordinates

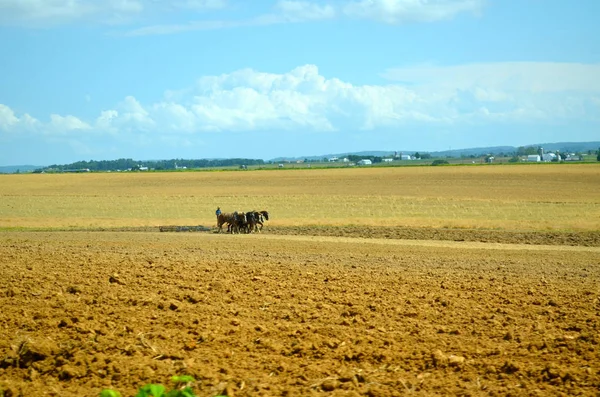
[517,146,538,156]
[597,147,600,162]
[39,157,265,172]
[413,152,420,159]
[508,156,519,163]
[420,153,432,159]
[431,159,449,166]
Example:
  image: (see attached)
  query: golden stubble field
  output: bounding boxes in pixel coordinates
[1,164,599,230]
[1,164,599,396]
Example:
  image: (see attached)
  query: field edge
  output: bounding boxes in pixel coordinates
[1,225,598,247]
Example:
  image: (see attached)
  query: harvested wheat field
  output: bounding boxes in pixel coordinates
[1,164,599,396]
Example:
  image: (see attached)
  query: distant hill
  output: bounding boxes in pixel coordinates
[0,165,42,174]
[530,142,600,153]
[270,141,600,162]
[1,141,597,172]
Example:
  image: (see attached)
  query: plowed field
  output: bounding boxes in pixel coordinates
[1,165,599,396]
[1,230,599,396]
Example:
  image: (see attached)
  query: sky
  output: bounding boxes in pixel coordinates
[0,0,599,166]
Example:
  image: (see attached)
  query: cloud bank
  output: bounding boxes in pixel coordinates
[2,62,599,144]
[0,0,226,27]
[0,0,485,32]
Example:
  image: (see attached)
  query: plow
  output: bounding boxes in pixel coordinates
[158,225,212,232]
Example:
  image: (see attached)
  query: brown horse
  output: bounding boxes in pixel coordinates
[216,212,246,234]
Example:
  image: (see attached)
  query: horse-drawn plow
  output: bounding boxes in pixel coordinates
[158,225,212,232]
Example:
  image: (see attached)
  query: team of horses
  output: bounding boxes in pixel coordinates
[216,210,269,234]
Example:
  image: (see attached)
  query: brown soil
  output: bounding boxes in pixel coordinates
[0,230,599,396]
[21,225,600,247]
[267,226,600,247]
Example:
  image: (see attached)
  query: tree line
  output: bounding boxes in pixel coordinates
[29,147,600,173]
[37,158,265,172]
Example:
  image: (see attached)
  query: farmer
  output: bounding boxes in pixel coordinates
[215,207,221,224]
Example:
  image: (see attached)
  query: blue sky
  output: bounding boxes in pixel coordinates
[0,0,599,166]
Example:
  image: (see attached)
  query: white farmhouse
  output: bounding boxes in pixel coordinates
[527,155,541,162]
[357,159,372,165]
[401,154,412,160]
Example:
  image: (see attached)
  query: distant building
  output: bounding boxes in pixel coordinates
[527,155,541,162]
[382,158,393,163]
[542,153,557,162]
[328,157,338,162]
[357,159,372,165]
[401,154,412,160]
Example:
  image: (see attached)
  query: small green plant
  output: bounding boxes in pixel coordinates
[99,375,213,397]
[99,391,122,397]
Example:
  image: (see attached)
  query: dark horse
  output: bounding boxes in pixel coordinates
[241,210,269,233]
[252,210,269,232]
[216,211,247,234]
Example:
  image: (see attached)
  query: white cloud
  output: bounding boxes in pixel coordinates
[0,104,19,130]
[121,1,337,37]
[275,0,336,21]
[171,0,226,10]
[2,62,599,145]
[0,105,40,132]
[0,0,226,27]
[48,114,91,133]
[382,62,600,93]
[118,0,483,35]
[96,110,119,133]
[101,96,156,132]
[0,0,484,33]
[343,0,484,23]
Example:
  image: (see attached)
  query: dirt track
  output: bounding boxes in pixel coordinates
[25,226,600,247]
[267,226,600,247]
[1,229,599,396]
